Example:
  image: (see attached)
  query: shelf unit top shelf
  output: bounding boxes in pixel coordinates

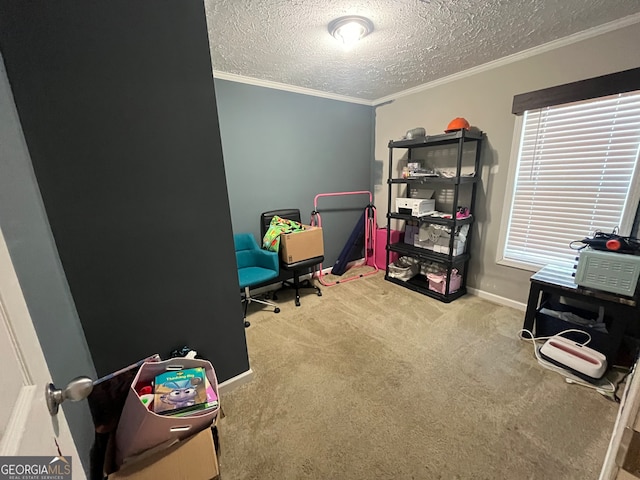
[388,130,483,149]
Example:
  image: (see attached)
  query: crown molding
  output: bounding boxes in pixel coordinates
[212,13,640,107]
[212,71,374,106]
[372,12,640,106]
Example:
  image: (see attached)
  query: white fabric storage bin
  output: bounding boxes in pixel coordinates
[414,234,435,250]
[388,256,419,281]
[435,236,466,256]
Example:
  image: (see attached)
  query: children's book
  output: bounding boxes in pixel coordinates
[153,367,219,416]
[169,375,219,416]
[153,367,208,415]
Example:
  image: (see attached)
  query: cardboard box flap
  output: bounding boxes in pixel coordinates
[108,428,218,479]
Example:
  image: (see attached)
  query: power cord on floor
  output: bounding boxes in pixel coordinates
[518,328,618,399]
[612,367,634,403]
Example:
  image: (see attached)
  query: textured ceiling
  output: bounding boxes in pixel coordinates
[205,0,640,102]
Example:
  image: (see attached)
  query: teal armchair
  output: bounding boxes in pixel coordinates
[234,233,280,327]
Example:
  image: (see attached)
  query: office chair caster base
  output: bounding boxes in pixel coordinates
[274,307,280,313]
[244,320,251,328]
[295,297,301,307]
[317,290,322,296]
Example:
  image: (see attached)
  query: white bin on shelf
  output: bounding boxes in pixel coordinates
[388,256,420,281]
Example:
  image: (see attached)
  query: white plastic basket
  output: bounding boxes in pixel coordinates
[388,256,419,281]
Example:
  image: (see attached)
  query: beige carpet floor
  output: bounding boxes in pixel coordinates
[218,270,619,479]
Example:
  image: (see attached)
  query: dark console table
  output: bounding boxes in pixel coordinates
[523,264,639,362]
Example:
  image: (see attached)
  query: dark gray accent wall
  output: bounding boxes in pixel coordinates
[0,0,249,454]
[0,0,248,379]
[214,79,375,265]
[0,53,96,474]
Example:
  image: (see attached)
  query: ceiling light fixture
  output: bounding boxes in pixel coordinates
[328,16,374,48]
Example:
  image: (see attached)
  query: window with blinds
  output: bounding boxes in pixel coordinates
[503,90,640,268]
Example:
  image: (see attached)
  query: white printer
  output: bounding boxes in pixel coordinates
[395,198,436,217]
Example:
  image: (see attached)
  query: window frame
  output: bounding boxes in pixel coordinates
[497,95,640,272]
[497,115,542,272]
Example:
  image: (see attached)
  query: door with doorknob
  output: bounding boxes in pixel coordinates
[0,227,84,479]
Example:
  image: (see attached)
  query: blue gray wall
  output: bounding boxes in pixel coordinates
[0,53,96,474]
[214,79,375,265]
[0,62,373,476]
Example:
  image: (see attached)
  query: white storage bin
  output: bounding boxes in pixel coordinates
[115,358,219,466]
[388,256,419,281]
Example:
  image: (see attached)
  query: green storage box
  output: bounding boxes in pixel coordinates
[575,249,640,296]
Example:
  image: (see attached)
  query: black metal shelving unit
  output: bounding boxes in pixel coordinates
[385,129,484,303]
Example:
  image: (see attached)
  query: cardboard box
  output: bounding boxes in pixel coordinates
[108,428,219,480]
[115,358,219,466]
[279,225,324,264]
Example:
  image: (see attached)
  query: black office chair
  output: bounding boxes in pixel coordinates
[260,209,323,307]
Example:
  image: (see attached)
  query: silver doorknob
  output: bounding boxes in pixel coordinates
[46,376,94,416]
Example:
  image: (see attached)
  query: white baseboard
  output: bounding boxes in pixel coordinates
[247,283,280,296]
[247,265,336,297]
[218,368,254,395]
[467,287,527,312]
[228,266,340,397]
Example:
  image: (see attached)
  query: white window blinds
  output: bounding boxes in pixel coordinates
[504,90,640,268]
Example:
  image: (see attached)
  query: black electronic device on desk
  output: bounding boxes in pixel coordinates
[571,230,640,255]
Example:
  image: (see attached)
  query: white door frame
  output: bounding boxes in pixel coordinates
[0,226,85,479]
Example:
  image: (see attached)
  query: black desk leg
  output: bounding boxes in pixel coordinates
[604,306,629,364]
[523,283,542,334]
